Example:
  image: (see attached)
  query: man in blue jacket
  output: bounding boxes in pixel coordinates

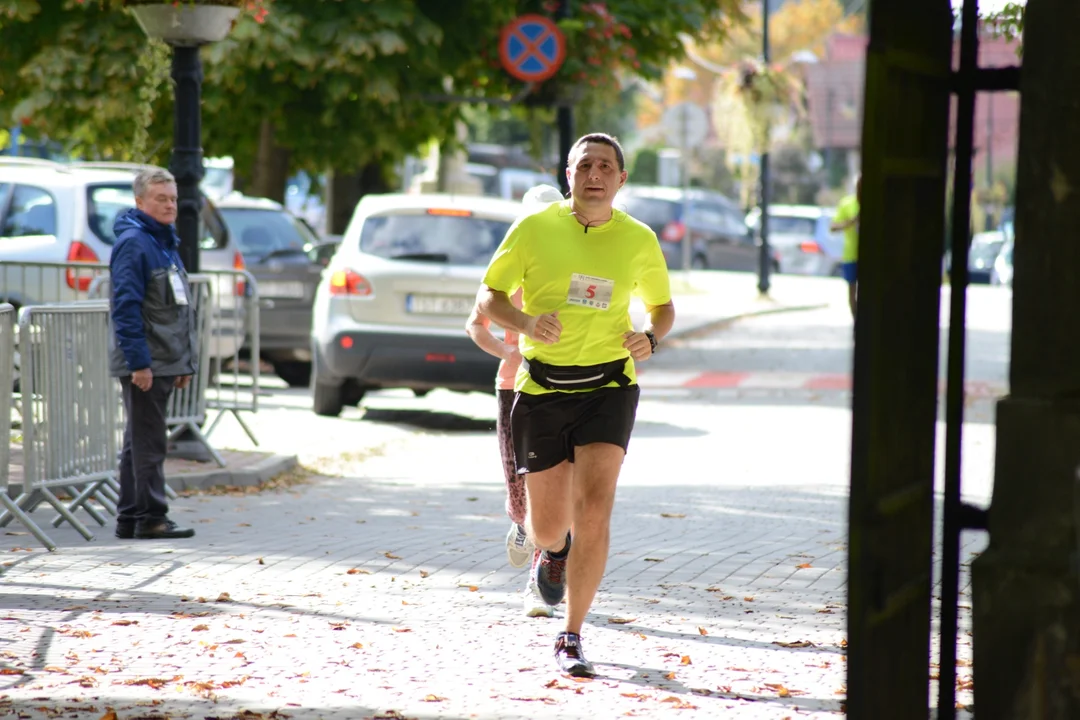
[109,168,198,540]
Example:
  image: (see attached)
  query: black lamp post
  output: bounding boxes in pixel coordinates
[758,0,772,296]
[127,1,241,273]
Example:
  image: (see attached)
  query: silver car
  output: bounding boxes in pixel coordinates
[0,158,246,362]
[310,193,527,416]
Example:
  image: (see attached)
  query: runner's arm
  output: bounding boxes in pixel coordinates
[643,300,676,341]
[465,304,517,361]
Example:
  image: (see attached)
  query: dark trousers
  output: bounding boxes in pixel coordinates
[117,375,175,523]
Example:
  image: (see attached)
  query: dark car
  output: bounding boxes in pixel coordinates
[216,194,326,387]
[615,185,760,272]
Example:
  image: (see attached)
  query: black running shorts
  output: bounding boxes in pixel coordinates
[510,385,641,474]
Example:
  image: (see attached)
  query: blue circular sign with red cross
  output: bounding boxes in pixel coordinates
[499,14,566,83]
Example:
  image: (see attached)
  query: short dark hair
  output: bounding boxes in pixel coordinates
[569,133,625,172]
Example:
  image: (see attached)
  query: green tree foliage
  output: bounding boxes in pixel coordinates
[0,0,743,195]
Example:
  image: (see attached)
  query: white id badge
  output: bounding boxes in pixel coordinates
[168,269,189,306]
[566,273,614,310]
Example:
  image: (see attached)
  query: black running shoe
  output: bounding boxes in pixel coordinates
[533,532,571,606]
[554,631,595,678]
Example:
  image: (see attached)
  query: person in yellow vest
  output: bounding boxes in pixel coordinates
[831,175,862,319]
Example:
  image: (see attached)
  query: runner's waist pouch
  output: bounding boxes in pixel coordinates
[523,357,631,391]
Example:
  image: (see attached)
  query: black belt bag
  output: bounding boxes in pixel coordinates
[523,357,632,391]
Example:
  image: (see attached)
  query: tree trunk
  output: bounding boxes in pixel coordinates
[247,118,290,203]
[325,160,391,236]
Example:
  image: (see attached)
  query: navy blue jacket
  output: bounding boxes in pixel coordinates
[108,208,198,377]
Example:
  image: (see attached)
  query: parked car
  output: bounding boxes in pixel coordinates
[310,193,527,416]
[0,158,247,363]
[967,230,1008,284]
[615,185,760,271]
[745,204,843,277]
[216,194,326,387]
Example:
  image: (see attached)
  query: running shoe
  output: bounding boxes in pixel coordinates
[505,522,534,568]
[524,555,555,617]
[554,631,595,677]
[532,532,571,606]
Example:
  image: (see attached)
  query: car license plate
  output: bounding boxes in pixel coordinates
[259,281,306,299]
[406,294,473,315]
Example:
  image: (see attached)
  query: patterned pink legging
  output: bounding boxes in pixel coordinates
[497,390,527,525]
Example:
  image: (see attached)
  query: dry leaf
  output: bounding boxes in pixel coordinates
[419,570,430,578]
[392,627,412,633]
[661,696,697,709]
[284,633,297,638]
[660,513,686,519]
[422,695,447,702]
[644,557,663,562]
[99,712,119,720]
[238,523,251,527]
[216,592,232,602]
[765,683,792,697]
[350,643,364,649]
[743,596,754,602]
[665,672,676,680]
[608,617,636,625]
[112,620,138,626]
[43,666,68,673]
[346,568,369,575]
[257,557,265,565]
[469,585,479,592]
[384,552,401,560]
[680,655,692,665]
[192,624,209,632]
[772,640,814,648]
[697,627,708,636]
[796,563,813,569]
[0,668,24,675]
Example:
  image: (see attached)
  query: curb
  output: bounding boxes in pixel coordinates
[166,453,299,493]
[668,302,832,341]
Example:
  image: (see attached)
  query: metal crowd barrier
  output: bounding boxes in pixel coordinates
[0,302,119,550]
[0,304,56,548]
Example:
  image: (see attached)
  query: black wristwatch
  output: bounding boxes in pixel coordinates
[644,330,658,354]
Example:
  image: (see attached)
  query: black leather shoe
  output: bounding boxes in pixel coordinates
[115,521,135,539]
[134,519,195,539]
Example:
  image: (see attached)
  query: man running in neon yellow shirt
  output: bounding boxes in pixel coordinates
[831,175,862,319]
[476,133,675,677]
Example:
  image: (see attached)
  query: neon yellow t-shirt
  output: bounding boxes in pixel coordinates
[482,201,672,395]
[835,194,860,263]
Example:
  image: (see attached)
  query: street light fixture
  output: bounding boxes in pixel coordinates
[128,1,242,273]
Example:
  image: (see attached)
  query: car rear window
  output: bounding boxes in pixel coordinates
[769,215,817,235]
[619,196,678,229]
[359,210,512,266]
[220,208,317,259]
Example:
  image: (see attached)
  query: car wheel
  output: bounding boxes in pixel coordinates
[274,360,312,388]
[312,381,344,417]
[342,381,368,407]
[691,254,708,270]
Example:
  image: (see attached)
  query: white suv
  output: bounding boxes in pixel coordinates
[0,157,247,362]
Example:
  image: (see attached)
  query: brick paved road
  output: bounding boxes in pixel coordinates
[0,301,996,719]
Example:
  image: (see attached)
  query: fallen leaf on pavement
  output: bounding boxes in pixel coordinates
[796,563,813,569]
[698,627,708,636]
[705,587,723,593]
[661,696,697,709]
[422,695,446,702]
[216,592,232,602]
[122,675,182,689]
[73,676,98,687]
[681,655,692,665]
[43,666,68,673]
[418,570,430,578]
[773,640,814,648]
[468,585,479,592]
[660,513,686,519]
[221,638,245,644]
[68,630,97,638]
[392,627,412,633]
[743,596,754,602]
[346,568,370,575]
[284,633,297,638]
[817,608,834,614]
[608,617,636,625]
[665,672,676,680]
[840,639,849,648]
[112,620,138,626]
[98,711,118,720]
[192,624,209,632]
[258,557,265,565]
[644,558,663,562]
[350,643,364,649]
[238,523,251,527]
[384,552,401,560]
[0,668,24,675]
[634,632,647,640]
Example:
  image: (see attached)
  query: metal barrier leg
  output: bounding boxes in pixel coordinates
[38,488,95,541]
[0,495,56,551]
[169,421,226,468]
[52,483,109,528]
[94,486,119,514]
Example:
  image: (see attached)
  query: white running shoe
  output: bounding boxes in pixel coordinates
[505,522,534,568]
[523,577,555,618]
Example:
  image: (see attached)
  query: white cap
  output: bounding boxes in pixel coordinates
[522,184,564,207]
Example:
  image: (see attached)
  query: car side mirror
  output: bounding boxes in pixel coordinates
[309,240,340,267]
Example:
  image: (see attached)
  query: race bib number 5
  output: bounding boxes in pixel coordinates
[567,273,614,310]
